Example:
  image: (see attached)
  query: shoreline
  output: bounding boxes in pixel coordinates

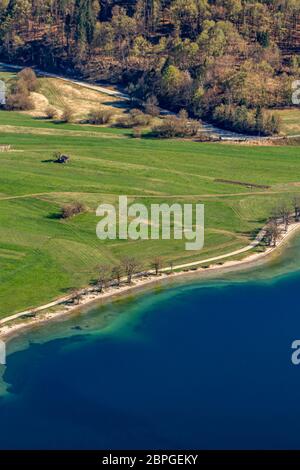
[1,221,300,343]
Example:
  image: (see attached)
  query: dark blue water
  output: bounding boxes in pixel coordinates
[2,239,300,449]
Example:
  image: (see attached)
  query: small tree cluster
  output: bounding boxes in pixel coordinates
[88,108,114,125]
[152,110,202,138]
[265,221,281,247]
[271,202,290,232]
[116,109,152,128]
[96,256,166,293]
[5,68,39,111]
[17,68,39,92]
[61,202,86,219]
[97,257,140,291]
[213,105,281,136]
[264,198,299,246]
[5,92,34,111]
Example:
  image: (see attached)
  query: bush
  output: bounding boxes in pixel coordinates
[88,108,114,124]
[11,78,30,96]
[17,68,39,92]
[5,92,34,111]
[61,105,75,123]
[61,202,86,219]
[45,106,58,120]
[151,113,202,138]
[145,95,160,117]
[116,109,152,128]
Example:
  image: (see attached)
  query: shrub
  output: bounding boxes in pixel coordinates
[53,152,70,164]
[17,68,39,92]
[145,95,160,117]
[45,106,58,120]
[61,105,75,123]
[88,108,114,124]
[5,92,34,111]
[151,113,202,138]
[61,202,86,219]
[11,78,30,96]
[116,109,152,128]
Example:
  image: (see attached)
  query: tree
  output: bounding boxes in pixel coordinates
[255,106,264,136]
[293,196,300,221]
[17,68,39,92]
[111,265,123,287]
[266,221,281,247]
[122,256,140,284]
[151,256,162,275]
[111,6,137,61]
[97,265,111,292]
[170,0,210,38]
[145,95,160,117]
[61,202,85,219]
[277,202,290,232]
[135,0,162,33]
[74,0,97,45]
[161,65,193,108]
[152,114,201,138]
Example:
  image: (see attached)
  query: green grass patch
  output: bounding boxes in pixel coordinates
[1,107,300,316]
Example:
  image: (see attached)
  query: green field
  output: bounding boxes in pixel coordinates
[1,76,300,317]
[274,108,300,136]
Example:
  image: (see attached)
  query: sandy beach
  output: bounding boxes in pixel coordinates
[1,220,300,342]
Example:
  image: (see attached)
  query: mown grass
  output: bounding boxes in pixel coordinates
[1,99,300,316]
[0,110,131,135]
[274,108,300,136]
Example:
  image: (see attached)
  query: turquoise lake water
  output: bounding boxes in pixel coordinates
[1,235,300,449]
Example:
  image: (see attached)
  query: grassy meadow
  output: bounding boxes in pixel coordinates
[1,70,300,317]
[274,108,300,136]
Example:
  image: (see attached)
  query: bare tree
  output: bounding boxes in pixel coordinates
[61,105,75,123]
[17,68,39,92]
[111,265,123,287]
[151,256,162,275]
[277,202,290,232]
[293,196,300,221]
[45,105,58,120]
[121,256,140,284]
[72,289,82,305]
[145,95,160,117]
[97,265,111,292]
[266,221,281,246]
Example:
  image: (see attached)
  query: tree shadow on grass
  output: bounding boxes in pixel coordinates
[41,158,56,163]
[46,212,62,220]
[237,219,267,240]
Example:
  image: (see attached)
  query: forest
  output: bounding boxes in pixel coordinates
[0,0,300,134]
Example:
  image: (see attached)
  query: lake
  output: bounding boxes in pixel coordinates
[1,235,300,449]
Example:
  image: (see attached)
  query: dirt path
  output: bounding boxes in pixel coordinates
[1,220,300,342]
[0,225,267,326]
